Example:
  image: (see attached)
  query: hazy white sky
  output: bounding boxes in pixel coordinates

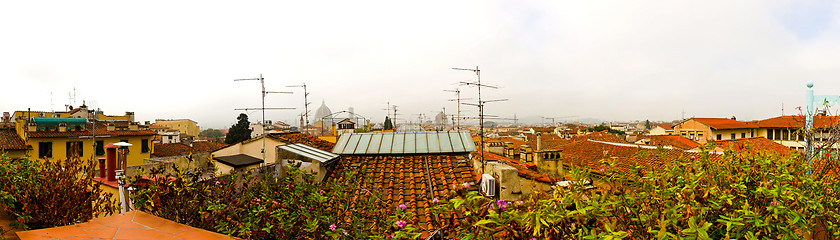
[2,0,840,129]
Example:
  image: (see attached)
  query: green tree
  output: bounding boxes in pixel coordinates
[384,116,393,130]
[645,120,651,129]
[225,113,252,144]
[200,129,224,139]
[586,125,625,135]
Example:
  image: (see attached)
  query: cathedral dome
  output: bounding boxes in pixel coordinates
[313,100,332,122]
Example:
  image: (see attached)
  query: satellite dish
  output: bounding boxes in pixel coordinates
[114,142,133,147]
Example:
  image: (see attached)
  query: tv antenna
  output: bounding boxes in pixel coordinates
[444,88,472,130]
[234,74,295,163]
[287,83,311,128]
[453,66,505,174]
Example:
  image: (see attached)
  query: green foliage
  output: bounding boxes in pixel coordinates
[0,155,117,231]
[200,129,225,139]
[396,150,840,239]
[587,125,626,135]
[129,164,411,239]
[225,113,253,144]
[384,116,393,130]
[645,120,651,130]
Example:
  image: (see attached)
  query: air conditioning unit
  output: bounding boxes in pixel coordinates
[480,174,496,197]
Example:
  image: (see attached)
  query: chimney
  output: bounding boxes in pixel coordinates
[58,122,67,132]
[98,158,106,178]
[536,133,542,151]
[28,122,37,131]
[107,123,115,131]
[105,143,117,181]
[144,121,150,125]
[731,116,736,120]
[129,122,138,131]
[125,112,135,122]
[2,112,9,122]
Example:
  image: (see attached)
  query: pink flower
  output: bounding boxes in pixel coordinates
[515,201,524,206]
[394,220,407,228]
[329,224,337,231]
[497,200,509,210]
[432,198,439,204]
[312,169,317,173]
[307,207,313,211]
[602,150,608,155]
[529,238,536,240]
[214,181,220,185]
[462,182,471,188]
[319,190,325,194]
[397,204,407,210]
[690,155,696,160]
[771,201,780,206]
[599,168,605,172]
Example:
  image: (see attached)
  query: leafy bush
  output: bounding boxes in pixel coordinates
[0,155,117,230]
[401,148,840,239]
[129,164,418,239]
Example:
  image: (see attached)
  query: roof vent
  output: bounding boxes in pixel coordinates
[480,174,496,197]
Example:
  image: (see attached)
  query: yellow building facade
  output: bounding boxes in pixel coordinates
[11,110,154,166]
[154,119,200,137]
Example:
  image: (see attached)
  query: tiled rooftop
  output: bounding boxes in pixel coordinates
[566,131,625,145]
[190,141,229,153]
[0,129,30,150]
[269,132,335,151]
[712,137,791,155]
[558,140,705,174]
[151,143,196,158]
[688,118,758,130]
[755,115,840,129]
[27,121,156,138]
[647,135,700,150]
[480,151,560,183]
[16,211,237,240]
[327,155,477,237]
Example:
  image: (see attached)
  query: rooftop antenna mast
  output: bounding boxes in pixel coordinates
[234,74,295,163]
[444,88,471,131]
[287,83,311,128]
[453,66,504,174]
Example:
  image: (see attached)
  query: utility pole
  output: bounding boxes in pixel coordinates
[234,74,295,164]
[287,83,311,128]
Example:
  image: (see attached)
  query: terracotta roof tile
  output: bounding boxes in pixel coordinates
[711,137,791,155]
[191,141,229,153]
[0,129,30,150]
[27,121,156,138]
[152,143,196,157]
[558,140,708,174]
[327,155,477,237]
[269,132,335,151]
[689,118,758,130]
[480,151,561,183]
[647,135,700,150]
[756,115,840,129]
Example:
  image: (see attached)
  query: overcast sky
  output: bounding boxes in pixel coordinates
[3,0,840,129]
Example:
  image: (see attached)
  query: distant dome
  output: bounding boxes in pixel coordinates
[313,100,332,122]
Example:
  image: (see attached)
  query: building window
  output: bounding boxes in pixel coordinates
[768,129,774,140]
[731,133,736,139]
[96,140,105,156]
[716,134,722,140]
[775,129,782,140]
[741,133,746,138]
[66,141,83,158]
[141,139,149,153]
[39,142,53,159]
[782,129,789,141]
